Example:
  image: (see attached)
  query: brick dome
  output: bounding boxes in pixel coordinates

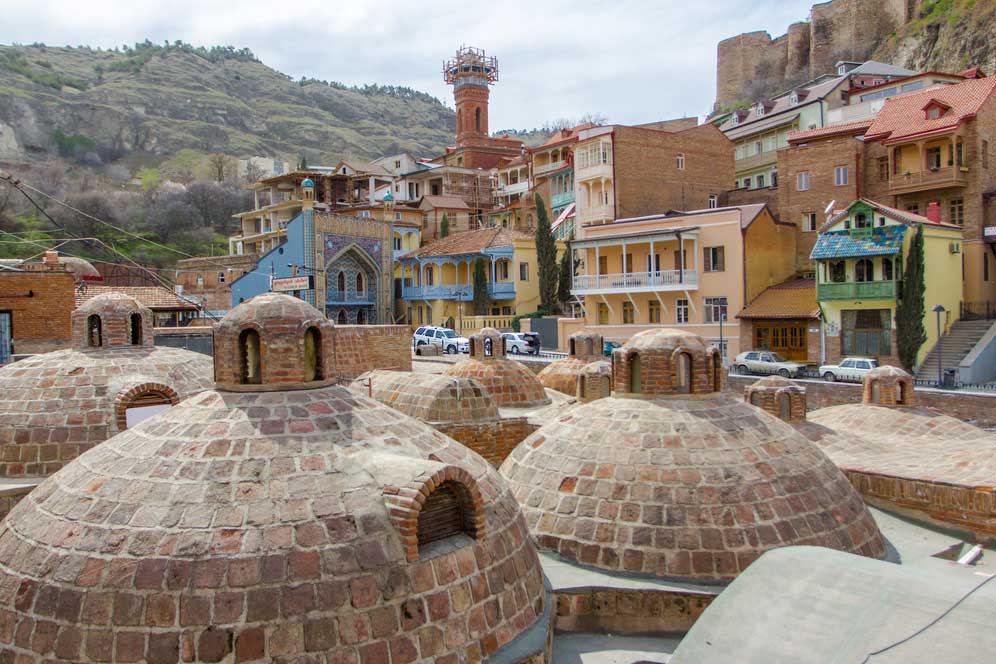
[500,329,885,583]
[0,295,212,479]
[576,360,612,403]
[0,297,545,663]
[444,327,550,408]
[214,293,335,390]
[744,375,807,423]
[349,370,499,424]
[537,331,604,395]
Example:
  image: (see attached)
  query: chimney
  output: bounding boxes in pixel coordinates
[42,251,60,270]
[926,201,941,223]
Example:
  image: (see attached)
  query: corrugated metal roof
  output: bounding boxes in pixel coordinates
[810,226,906,260]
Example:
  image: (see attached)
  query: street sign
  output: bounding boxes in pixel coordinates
[272,275,313,292]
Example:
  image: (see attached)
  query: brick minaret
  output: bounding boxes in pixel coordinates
[443,46,498,147]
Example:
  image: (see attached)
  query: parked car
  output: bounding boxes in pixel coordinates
[819,357,879,382]
[501,332,540,355]
[733,351,806,378]
[412,326,469,354]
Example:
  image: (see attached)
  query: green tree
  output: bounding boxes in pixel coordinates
[896,224,927,372]
[297,153,308,170]
[534,193,559,313]
[472,258,489,315]
[440,213,449,238]
[557,246,572,307]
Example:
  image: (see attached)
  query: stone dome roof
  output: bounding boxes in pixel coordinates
[537,332,604,395]
[0,300,545,662]
[444,327,550,408]
[500,330,885,583]
[0,295,213,479]
[349,370,499,424]
[576,360,612,403]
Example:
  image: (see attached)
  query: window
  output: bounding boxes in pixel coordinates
[703,246,725,272]
[842,309,891,357]
[624,253,633,273]
[622,302,635,324]
[829,261,846,283]
[425,267,434,286]
[129,313,143,346]
[757,174,766,188]
[804,213,818,232]
[649,300,661,324]
[498,260,509,280]
[855,213,871,229]
[926,146,942,170]
[704,297,727,323]
[882,258,893,281]
[519,262,529,281]
[796,171,810,191]
[475,107,481,132]
[708,194,718,209]
[789,92,798,105]
[906,203,919,215]
[356,272,365,294]
[196,273,204,287]
[395,212,402,221]
[218,271,226,284]
[756,104,765,117]
[950,198,964,225]
[646,253,661,274]
[834,166,849,186]
[855,259,874,282]
[927,106,941,120]
[676,153,685,170]
[238,328,261,384]
[771,169,778,187]
[743,176,752,190]
[676,298,689,324]
[878,158,889,181]
[598,303,609,325]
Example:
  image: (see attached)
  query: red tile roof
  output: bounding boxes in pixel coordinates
[399,227,532,260]
[788,119,873,143]
[75,285,200,311]
[865,76,996,143]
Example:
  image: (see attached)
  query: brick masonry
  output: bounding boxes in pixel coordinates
[444,329,550,408]
[0,270,75,355]
[438,419,539,468]
[554,588,714,635]
[332,325,412,381]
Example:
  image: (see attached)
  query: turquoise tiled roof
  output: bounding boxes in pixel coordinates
[810,226,906,260]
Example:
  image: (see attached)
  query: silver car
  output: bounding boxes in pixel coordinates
[733,351,806,378]
[819,357,879,382]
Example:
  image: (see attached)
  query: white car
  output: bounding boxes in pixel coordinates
[819,357,879,382]
[412,326,469,354]
[501,332,540,355]
[733,351,806,378]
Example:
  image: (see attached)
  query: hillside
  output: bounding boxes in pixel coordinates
[0,41,456,168]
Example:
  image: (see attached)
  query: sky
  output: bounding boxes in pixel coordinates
[4,0,817,129]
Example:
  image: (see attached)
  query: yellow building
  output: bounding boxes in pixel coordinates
[398,227,554,332]
[565,204,796,359]
[811,199,963,367]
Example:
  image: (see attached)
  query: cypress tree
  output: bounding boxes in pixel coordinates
[896,224,927,372]
[534,193,559,312]
[440,213,449,238]
[472,258,488,315]
[557,246,572,309]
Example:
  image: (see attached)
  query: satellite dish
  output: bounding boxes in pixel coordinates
[824,200,836,215]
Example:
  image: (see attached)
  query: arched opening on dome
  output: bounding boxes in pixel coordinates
[870,379,881,403]
[116,385,179,431]
[569,338,576,356]
[750,391,762,407]
[599,374,611,399]
[676,352,692,394]
[86,314,103,347]
[129,313,143,345]
[238,328,262,384]
[585,337,594,356]
[303,327,322,381]
[778,393,791,420]
[337,310,347,325]
[356,309,367,325]
[629,353,642,393]
[898,380,909,404]
[712,353,722,392]
[484,337,494,357]
[418,480,477,552]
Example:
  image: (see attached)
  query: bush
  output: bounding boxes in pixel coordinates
[510,311,544,332]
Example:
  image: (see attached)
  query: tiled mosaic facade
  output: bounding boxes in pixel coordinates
[325,250,379,325]
[0,294,546,662]
[500,328,885,582]
[444,329,551,409]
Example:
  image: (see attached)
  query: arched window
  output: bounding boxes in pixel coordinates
[86,315,102,348]
[238,329,261,385]
[303,327,322,381]
[337,310,347,325]
[129,313,143,346]
[356,309,367,325]
[475,107,481,133]
[356,272,365,295]
[855,259,874,282]
[337,271,346,295]
[881,258,893,281]
[778,393,791,420]
[676,352,692,393]
[629,353,642,393]
[418,481,476,551]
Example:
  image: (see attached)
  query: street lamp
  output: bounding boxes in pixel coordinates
[932,304,945,385]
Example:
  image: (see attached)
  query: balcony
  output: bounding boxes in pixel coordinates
[497,181,529,196]
[534,160,567,176]
[577,204,614,225]
[326,292,377,306]
[576,161,612,181]
[572,269,698,295]
[735,150,777,173]
[551,190,575,209]
[817,280,899,301]
[402,282,515,301]
[888,166,968,195]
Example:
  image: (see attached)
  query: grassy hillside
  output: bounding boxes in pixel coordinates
[0,41,456,167]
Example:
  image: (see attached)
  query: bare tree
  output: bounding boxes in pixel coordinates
[244,159,265,184]
[207,152,234,183]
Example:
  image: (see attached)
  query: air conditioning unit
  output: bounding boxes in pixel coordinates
[949,242,961,254]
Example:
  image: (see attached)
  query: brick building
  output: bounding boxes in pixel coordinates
[0,255,75,358]
[174,253,257,313]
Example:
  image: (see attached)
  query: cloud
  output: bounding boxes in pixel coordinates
[3,0,816,128]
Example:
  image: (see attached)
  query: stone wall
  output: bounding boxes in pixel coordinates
[728,373,996,428]
[437,419,539,467]
[0,271,75,355]
[331,324,412,380]
[0,484,34,521]
[554,588,714,635]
